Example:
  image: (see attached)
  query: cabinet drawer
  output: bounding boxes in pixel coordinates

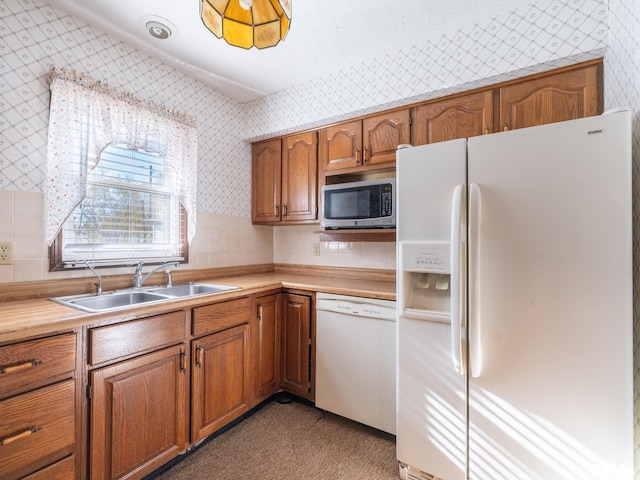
[193,297,252,336]
[0,333,76,398]
[89,310,186,366]
[0,379,75,480]
[24,455,75,480]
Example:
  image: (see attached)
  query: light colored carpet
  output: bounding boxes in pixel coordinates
[153,401,398,480]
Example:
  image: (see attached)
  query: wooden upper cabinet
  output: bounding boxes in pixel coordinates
[282,132,317,222]
[252,138,281,224]
[319,120,362,172]
[362,110,410,166]
[500,63,602,131]
[320,110,410,174]
[412,90,494,145]
[252,133,318,225]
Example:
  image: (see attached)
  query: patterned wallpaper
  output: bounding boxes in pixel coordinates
[243,0,609,140]
[3,0,640,476]
[604,0,640,477]
[0,0,249,215]
[0,0,614,210]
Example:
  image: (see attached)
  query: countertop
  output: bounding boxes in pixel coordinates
[0,272,396,343]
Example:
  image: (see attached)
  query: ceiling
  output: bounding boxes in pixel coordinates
[45,0,534,103]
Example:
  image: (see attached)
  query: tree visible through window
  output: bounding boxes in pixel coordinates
[58,143,185,267]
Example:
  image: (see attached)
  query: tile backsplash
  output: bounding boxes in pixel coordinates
[0,188,274,282]
[273,225,396,270]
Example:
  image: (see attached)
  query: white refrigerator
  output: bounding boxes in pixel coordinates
[396,110,633,480]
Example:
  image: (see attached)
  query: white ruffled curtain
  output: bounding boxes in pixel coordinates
[45,66,198,246]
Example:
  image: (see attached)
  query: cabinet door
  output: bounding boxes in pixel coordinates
[319,120,362,172]
[282,132,317,222]
[362,109,410,166]
[192,324,251,441]
[280,293,311,398]
[500,63,602,131]
[90,345,189,480]
[254,294,281,400]
[412,91,494,145]
[252,138,282,223]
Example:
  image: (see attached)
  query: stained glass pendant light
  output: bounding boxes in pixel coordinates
[200,0,292,49]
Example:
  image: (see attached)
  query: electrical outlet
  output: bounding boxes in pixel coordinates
[313,243,320,256]
[0,242,13,265]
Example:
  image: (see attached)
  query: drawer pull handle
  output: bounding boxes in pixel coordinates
[0,426,41,446]
[0,360,42,374]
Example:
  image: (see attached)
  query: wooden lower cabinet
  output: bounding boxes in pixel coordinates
[191,323,251,441]
[0,380,76,480]
[23,455,76,480]
[0,332,78,480]
[280,293,313,399]
[254,293,281,401]
[89,344,189,480]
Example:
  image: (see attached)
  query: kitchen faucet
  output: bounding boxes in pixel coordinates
[73,259,102,295]
[133,261,180,288]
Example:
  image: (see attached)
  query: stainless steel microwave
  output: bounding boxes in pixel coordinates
[321,178,396,229]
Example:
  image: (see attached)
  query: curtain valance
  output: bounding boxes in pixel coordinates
[45,66,198,246]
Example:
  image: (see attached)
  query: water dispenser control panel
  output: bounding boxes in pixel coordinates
[402,242,450,273]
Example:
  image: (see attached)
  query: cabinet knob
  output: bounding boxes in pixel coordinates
[283,204,288,217]
[503,125,509,131]
[484,127,490,135]
[363,147,369,164]
[355,148,361,165]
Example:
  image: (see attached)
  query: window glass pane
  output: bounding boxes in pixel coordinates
[61,143,183,265]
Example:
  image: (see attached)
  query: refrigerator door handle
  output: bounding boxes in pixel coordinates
[450,184,466,375]
[468,183,482,378]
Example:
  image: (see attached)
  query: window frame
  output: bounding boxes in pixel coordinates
[49,205,188,271]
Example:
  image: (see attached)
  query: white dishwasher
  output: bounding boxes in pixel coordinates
[315,292,396,434]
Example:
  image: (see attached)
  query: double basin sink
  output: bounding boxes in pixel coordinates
[52,283,239,313]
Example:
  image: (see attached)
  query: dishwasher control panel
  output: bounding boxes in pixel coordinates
[316,293,396,321]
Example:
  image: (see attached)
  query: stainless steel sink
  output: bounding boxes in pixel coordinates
[51,283,239,313]
[149,283,238,297]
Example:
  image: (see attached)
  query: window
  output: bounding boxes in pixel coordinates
[57,144,186,267]
[45,67,197,271]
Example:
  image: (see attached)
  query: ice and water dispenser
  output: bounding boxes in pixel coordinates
[399,242,452,323]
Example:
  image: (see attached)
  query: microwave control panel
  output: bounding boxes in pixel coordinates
[381,184,393,216]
